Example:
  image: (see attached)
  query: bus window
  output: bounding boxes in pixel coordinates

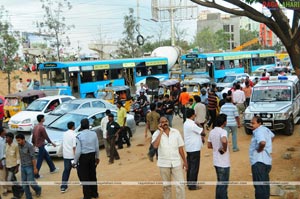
[81,71,92,83]
[110,69,119,79]
[94,70,106,81]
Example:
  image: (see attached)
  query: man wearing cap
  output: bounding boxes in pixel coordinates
[117,101,131,149]
[106,114,121,164]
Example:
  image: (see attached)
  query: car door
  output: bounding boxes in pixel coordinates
[89,112,106,146]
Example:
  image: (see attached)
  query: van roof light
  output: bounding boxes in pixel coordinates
[260,77,269,81]
[278,76,288,80]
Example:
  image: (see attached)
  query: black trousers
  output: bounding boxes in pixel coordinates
[207,109,217,128]
[117,127,131,148]
[77,152,98,199]
[186,151,201,189]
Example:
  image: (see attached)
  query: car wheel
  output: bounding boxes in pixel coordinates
[244,127,252,135]
[284,116,294,136]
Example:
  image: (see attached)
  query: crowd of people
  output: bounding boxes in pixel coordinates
[0,75,275,199]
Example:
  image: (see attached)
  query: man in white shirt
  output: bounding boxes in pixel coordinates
[208,114,230,199]
[194,96,206,128]
[184,108,204,191]
[16,78,24,92]
[60,122,76,193]
[152,117,187,199]
[100,110,111,158]
[232,84,246,114]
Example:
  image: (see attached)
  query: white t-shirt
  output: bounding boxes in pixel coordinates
[208,127,230,168]
[152,128,184,168]
[63,129,76,159]
[100,116,109,139]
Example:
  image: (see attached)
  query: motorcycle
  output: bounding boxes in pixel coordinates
[132,102,147,125]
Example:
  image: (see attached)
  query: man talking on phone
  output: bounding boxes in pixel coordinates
[152,117,188,199]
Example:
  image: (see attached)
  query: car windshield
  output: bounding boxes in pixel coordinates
[252,86,291,102]
[218,76,236,83]
[50,103,80,115]
[48,113,88,131]
[26,100,49,111]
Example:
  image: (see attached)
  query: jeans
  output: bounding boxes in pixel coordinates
[186,151,200,189]
[117,128,131,149]
[7,166,24,198]
[165,114,173,127]
[61,159,73,190]
[148,131,158,158]
[251,162,272,199]
[224,126,239,150]
[36,145,56,178]
[214,166,230,199]
[21,165,41,199]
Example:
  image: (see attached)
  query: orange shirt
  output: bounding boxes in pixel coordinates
[243,86,252,98]
[179,92,190,106]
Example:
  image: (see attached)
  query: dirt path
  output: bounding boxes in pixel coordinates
[2,116,299,199]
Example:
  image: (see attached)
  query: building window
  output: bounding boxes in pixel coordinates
[231,25,234,32]
[223,25,230,32]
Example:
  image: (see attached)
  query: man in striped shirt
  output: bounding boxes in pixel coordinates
[206,85,219,129]
[220,97,241,152]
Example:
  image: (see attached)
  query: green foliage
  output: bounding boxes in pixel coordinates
[193,27,217,52]
[37,0,74,61]
[240,29,261,50]
[116,8,139,58]
[215,30,230,50]
[0,6,20,94]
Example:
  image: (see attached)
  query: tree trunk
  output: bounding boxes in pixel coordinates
[286,45,300,78]
[7,72,11,94]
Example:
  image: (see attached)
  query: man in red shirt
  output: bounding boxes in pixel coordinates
[32,115,58,178]
[179,87,190,122]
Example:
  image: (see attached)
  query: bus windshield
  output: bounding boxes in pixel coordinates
[40,68,68,87]
[182,58,207,73]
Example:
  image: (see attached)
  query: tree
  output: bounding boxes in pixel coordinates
[193,27,216,52]
[191,0,300,76]
[0,7,19,94]
[215,29,231,50]
[37,0,74,61]
[240,29,261,50]
[116,8,139,58]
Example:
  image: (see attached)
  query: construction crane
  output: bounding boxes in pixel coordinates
[232,38,259,51]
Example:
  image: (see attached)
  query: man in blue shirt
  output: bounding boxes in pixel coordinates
[74,118,100,199]
[249,116,274,199]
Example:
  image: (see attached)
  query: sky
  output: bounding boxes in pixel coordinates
[0,0,294,55]
[1,0,201,54]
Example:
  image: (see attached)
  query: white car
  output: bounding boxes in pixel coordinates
[8,95,75,132]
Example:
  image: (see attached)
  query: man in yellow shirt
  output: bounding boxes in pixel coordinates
[117,101,131,149]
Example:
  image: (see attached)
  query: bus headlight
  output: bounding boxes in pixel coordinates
[244,113,253,120]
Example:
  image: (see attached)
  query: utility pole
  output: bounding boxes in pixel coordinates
[151,0,198,46]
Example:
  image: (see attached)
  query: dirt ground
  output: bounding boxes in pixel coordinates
[1,71,300,199]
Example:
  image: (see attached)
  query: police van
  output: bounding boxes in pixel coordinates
[244,76,300,135]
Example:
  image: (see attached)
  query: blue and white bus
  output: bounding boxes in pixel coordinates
[181,50,276,81]
[39,57,169,98]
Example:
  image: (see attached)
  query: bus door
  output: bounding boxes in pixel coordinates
[243,59,251,74]
[70,72,80,98]
[124,68,135,87]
